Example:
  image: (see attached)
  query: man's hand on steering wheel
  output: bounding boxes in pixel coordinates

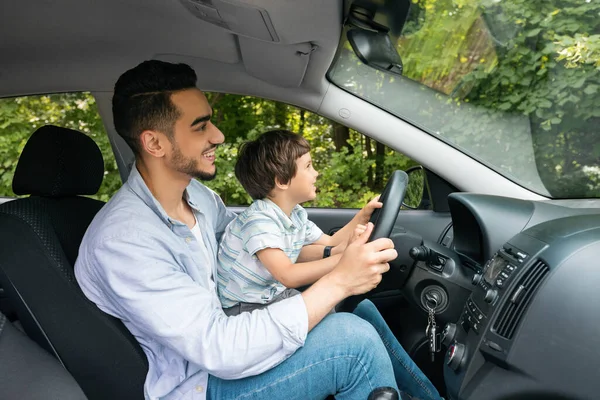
[328,222,397,297]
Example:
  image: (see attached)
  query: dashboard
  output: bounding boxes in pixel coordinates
[432,194,600,400]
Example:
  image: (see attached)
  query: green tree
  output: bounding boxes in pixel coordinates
[398,0,600,197]
[1,92,413,208]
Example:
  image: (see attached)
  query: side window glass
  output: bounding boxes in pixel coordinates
[0,93,121,201]
[202,93,418,208]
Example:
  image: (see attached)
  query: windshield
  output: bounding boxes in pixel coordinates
[329,0,600,199]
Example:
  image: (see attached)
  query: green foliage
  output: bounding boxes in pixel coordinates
[401,0,600,197]
[0,92,413,208]
[202,96,415,207]
[0,93,121,201]
[331,0,599,198]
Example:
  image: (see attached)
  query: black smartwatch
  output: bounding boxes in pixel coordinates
[323,245,333,258]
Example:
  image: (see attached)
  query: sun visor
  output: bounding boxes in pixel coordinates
[239,37,316,87]
[179,0,279,42]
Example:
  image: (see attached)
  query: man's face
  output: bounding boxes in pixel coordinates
[167,88,224,181]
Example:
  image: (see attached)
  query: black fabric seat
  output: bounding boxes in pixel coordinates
[0,125,148,400]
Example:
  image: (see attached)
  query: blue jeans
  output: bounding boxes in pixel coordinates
[207,300,442,400]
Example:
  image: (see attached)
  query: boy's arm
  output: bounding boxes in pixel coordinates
[298,221,370,262]
[297,244,327,262]
[297,240,345,262]
[326,196,382,246]
[307,196,382,249]
[256,248,341,288]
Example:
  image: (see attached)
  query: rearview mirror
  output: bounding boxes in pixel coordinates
[347,29,403,76]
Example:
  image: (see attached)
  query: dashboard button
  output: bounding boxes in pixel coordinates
[447,343,466,371]
[484,289,498,303]
[487,341,503,352]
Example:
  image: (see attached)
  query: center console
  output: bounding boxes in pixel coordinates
[441,232,548,392]
[441,214,600,400]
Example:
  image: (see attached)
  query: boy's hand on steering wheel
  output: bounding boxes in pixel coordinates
[349,224,367,245]
[357,195,382,225]
[333,224,367,255]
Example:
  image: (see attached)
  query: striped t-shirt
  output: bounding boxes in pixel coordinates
[217,198,323,308]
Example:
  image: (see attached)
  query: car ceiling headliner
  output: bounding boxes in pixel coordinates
[0,0,342,105]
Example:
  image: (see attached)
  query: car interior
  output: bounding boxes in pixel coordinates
[1,0,599,400]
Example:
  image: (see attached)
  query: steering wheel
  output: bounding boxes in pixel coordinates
[337,170,409,312]
[368,169,409,242]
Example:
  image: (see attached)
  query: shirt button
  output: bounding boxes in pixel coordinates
[195,385,204,392]
[185,237,192,243]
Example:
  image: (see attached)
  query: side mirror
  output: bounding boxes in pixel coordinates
[347,29,403,76]
[403,166,431,209]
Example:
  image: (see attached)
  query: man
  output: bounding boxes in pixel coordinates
[75,60,441,400]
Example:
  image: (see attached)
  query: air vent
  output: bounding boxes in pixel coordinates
[493,259,549,339]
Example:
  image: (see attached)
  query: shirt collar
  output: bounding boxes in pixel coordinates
[126,163,199,227]
[261,198,306,230]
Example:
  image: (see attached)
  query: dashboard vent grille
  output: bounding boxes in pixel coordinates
[493,259,549,339]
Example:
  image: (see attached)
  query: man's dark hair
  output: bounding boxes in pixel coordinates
[112,60,197,156]
[235,130,311,200]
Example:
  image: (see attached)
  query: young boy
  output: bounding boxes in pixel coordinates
[217,129,381,315]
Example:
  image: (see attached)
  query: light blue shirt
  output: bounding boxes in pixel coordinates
[74,165,308,400]
[217,199,323,308]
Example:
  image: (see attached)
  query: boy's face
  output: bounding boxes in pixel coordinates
[287,152,319,204]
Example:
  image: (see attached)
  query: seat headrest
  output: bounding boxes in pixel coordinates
[12,125,104,197]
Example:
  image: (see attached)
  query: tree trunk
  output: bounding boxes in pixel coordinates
[299,110,306,136]
[274,102,287,128]
[374,141,385,190]
[208,93,224,125]
[332,122,351,152]
[366,136,374,188]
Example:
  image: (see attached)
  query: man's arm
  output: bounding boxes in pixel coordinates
[80,232,307,381]
[81,222,394,379]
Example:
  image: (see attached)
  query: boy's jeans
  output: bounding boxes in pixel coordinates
[208,299,442,400]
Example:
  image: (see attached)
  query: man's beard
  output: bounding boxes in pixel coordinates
[171,142,217,181]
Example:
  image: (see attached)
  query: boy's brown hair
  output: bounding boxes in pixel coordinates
[235,130,310,200]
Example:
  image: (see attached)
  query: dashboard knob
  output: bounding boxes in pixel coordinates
[442,323,457,347]
[409,245,430,261]
[484,289,498,304]
[447,342,465,371]
[471,274,482,285]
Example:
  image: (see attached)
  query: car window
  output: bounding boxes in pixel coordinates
[201,93,419,208]
[328,0,600,199]
[0,93,121,201]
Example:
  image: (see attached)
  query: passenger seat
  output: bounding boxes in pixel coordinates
[0,125,147,400]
